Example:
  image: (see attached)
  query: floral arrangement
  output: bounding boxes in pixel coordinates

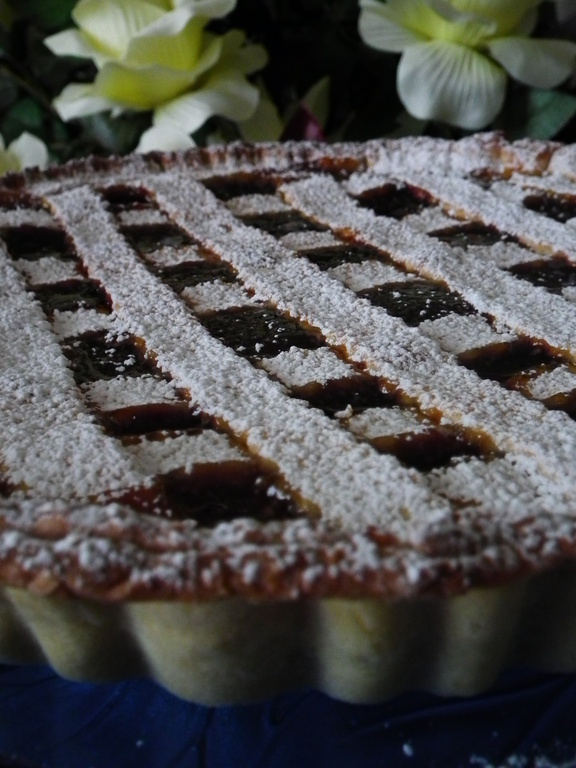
[1,0,576,172]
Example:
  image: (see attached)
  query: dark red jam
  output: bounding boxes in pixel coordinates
[62,330,156,385]
[200,306,323,358]
[240,211,327,237]
[509,257,576,294]
[523,193,576,223]
[2,225,75,260]
[359,280,474,326]
[355,184,434,219]
[302,244,389,271]
[33,279,110,317]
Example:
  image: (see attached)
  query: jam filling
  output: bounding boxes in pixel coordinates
[202,173,278,201]
[429,222,519,249]
[359,280,474,326]
[157,260,236,291]
[121,223,194,254]
[468,170,507,189]
[294,376,396,418]
[200,307,323,358]
[240,211,327,237]
[0,475,13,498]
[100,404,206,437]
[373,427,484,471]
[100,185,156,214]
[2,225,75,261]
[509,257,576,294]
[33,279,110,317]
[160,462,302,525]
[523,193,576,223]
[355,184,434,219]
[62,330,156,385]
[302,244,389,271]
[539,389,576,419]
[459,339,556,384]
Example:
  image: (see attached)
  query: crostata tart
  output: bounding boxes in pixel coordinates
[1,132,576,703]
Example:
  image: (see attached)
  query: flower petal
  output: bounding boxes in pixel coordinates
[154,71,259,135]
[217,30,267,74]
[397,40,506,129]
[53,83,113,121]
[450,0,539,16]
[358,0,427,52]
[128,5,199,40]
[44,28,101,61]
[449,0,540,32]
[9,132,48,169]
[0,150,20,176]
[238,90,283,141]
[137,124,195,152]
[360,0,497,49]
[487,37,576,89]
[172,0,236,17]
[73,0,164,59]
[510,7,538,36]
[125,14,206,69]
[94,62,195,110]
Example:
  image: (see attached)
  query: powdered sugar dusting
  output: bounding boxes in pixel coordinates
[259,346,355,388]
[48,185,445,535]
[0,250,146,500]
[51,308,118,338]
[398,170,576,260]
[418,314,516,356]
[180,278,256,314]
[14,256,80,285]
[82,375,180,411]
[2,135,576,604]
[125,430,250,475]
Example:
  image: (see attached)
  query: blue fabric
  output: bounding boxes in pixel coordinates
[1,665,576,767]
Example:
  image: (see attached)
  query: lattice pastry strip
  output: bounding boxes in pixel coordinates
[144,171,576,498]
[51,308,120,339]
[282,174,576,357]
[0,205,291,527]
[0,200,455,530]
[14,256,81,286]
[346,167,576,295]
[279,174,576,406]
[46,185,445,535]
[280,175,576,417]
[0,252,146,501]
[394,168,576,260]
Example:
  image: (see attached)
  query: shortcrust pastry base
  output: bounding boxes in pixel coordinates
[2,564,576,705]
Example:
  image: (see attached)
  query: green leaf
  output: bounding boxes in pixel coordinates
[0,71,18,109]
[15,0,76,31]
[1,97,45,143]
[79,112,151,155]
[495,87,576,140]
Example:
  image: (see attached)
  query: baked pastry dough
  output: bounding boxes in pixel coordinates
[2,133,576,703]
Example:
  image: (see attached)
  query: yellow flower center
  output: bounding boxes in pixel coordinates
[391,0,538,50]
[0,150,21,175]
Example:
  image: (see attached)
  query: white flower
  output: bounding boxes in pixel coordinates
[0,133,49,176]
[358,0,576,129]
[45,0,267,151]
